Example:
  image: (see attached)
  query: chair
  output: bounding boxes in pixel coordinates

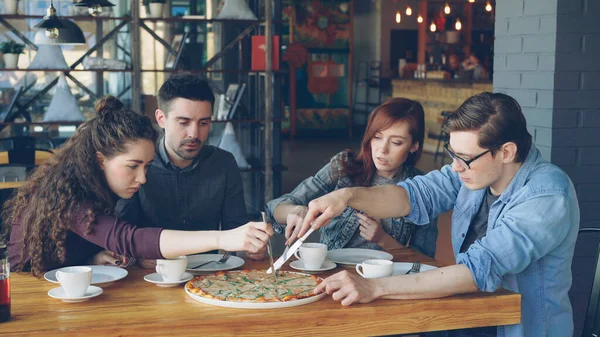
[580,228,600,337]
[0,136,54,166]
[433,111,452,166]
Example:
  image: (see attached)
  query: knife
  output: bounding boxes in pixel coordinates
[266,226,316,274]
[262,212,280,297]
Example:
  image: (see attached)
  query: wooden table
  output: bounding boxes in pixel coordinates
[0,151,53,166]
[5,249,521,336]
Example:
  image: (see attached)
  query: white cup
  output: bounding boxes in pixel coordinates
[156,256,188,282]
[356,259,393,279]
[55,266,92,298]
[294,243,327,270]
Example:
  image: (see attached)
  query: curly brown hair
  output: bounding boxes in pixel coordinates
[2,96,158,277]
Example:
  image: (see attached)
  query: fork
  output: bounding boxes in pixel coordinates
[190,252,232,270]
[404,262,421,274]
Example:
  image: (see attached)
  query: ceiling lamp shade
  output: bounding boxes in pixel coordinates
[34,2,65,40]
[43,74,85,122]
[34,19,86,45]
[74,0,115,16]
[216,0,257,20]
[29,45,69,69]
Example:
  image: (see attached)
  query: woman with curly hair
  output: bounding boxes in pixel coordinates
[265,98,437,257]
[4,96,272,277]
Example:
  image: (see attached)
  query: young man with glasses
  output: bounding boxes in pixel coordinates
[295,92,580,337]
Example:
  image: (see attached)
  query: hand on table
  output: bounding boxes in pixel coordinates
[314,270,378,306]
[90,250,129,267]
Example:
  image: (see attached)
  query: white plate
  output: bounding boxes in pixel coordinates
[186,254,245,273]
[48,286,103,303]
[392,262,438,275]
[184,272,327,309]
[44,265,128,287]
[144,272,194,287]
[326,249,394,266]
[290,260,337,273]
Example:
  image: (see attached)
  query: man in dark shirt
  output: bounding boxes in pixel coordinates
[116,75,265,262]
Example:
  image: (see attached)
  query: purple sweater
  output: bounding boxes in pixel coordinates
[9,207,164,272]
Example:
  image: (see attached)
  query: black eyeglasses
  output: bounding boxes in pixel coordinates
[444,143,492,170]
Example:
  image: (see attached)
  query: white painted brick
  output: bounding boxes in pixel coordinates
[522,72,555,89]
[535,127,553,146]
[554,72,580,90]
[495,37,523,53]
[537,54,556,71]
[580,110,600,127]
[506,54,538,71]
[496,1,524,19]
[495,19,510,37]
[493,72,521,89]
[553,109,580,128]
[536,144,552,160]
[523,35,557,53]
[523,0,558,16]
[539,15,558,33]
[493,55,508,72]
[523,108,553,127]
[506,89,538,108]
[537,90,555,108]
[509,17,541,35]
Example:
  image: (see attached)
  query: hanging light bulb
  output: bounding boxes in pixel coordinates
[74,0,115,17]
[417,14,423,23]
[88,4,103,16]
[469,0,475,2]
[395,11,401,23]
[406,6,412,16]
[455,18,462,31]
[34,1,65,40]
[485,1,493,11]
[430,22,437,32]
[444,3,451,15]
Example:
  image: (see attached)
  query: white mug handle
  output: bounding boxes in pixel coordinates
[55,271,63,283]
[355,264,365,277]
[294,250,302,260]
[155,263,163,276]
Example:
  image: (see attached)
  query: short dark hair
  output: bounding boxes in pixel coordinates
[443,92,532,163]
[157,74,215,113]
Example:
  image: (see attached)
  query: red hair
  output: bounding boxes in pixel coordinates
[341,98,425,186]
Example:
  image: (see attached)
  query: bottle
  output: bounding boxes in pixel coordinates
[0,239,10,323]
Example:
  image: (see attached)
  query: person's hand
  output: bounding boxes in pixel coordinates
[89,250,129,267]
[314,270,378,306]
[297,189,351,239]
[284,205,308,245]
[246,246,267,261]
[356,213,385,244]
[220,221,274,254]
[137,259,157,269]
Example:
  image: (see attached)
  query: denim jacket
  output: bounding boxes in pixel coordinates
[266,151,438,258]
[398,146,579,337]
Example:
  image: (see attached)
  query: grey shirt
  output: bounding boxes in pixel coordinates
[116,138,247,231]
[460,187,499,253]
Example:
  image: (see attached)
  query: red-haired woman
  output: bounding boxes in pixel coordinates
[266,98,437,257]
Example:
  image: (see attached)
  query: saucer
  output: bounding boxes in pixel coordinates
[48,286,103,303]
[144,272,194,287]
[290,260,337,273]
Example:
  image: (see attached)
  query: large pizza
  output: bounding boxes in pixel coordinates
[185,269,323,303]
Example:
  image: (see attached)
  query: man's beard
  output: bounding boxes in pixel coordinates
[173,138,202,160]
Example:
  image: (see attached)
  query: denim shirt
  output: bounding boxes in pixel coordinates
[265,151,438,258]
[398,146,580,337]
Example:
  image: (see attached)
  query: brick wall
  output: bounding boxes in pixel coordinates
[494,1,600,335]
